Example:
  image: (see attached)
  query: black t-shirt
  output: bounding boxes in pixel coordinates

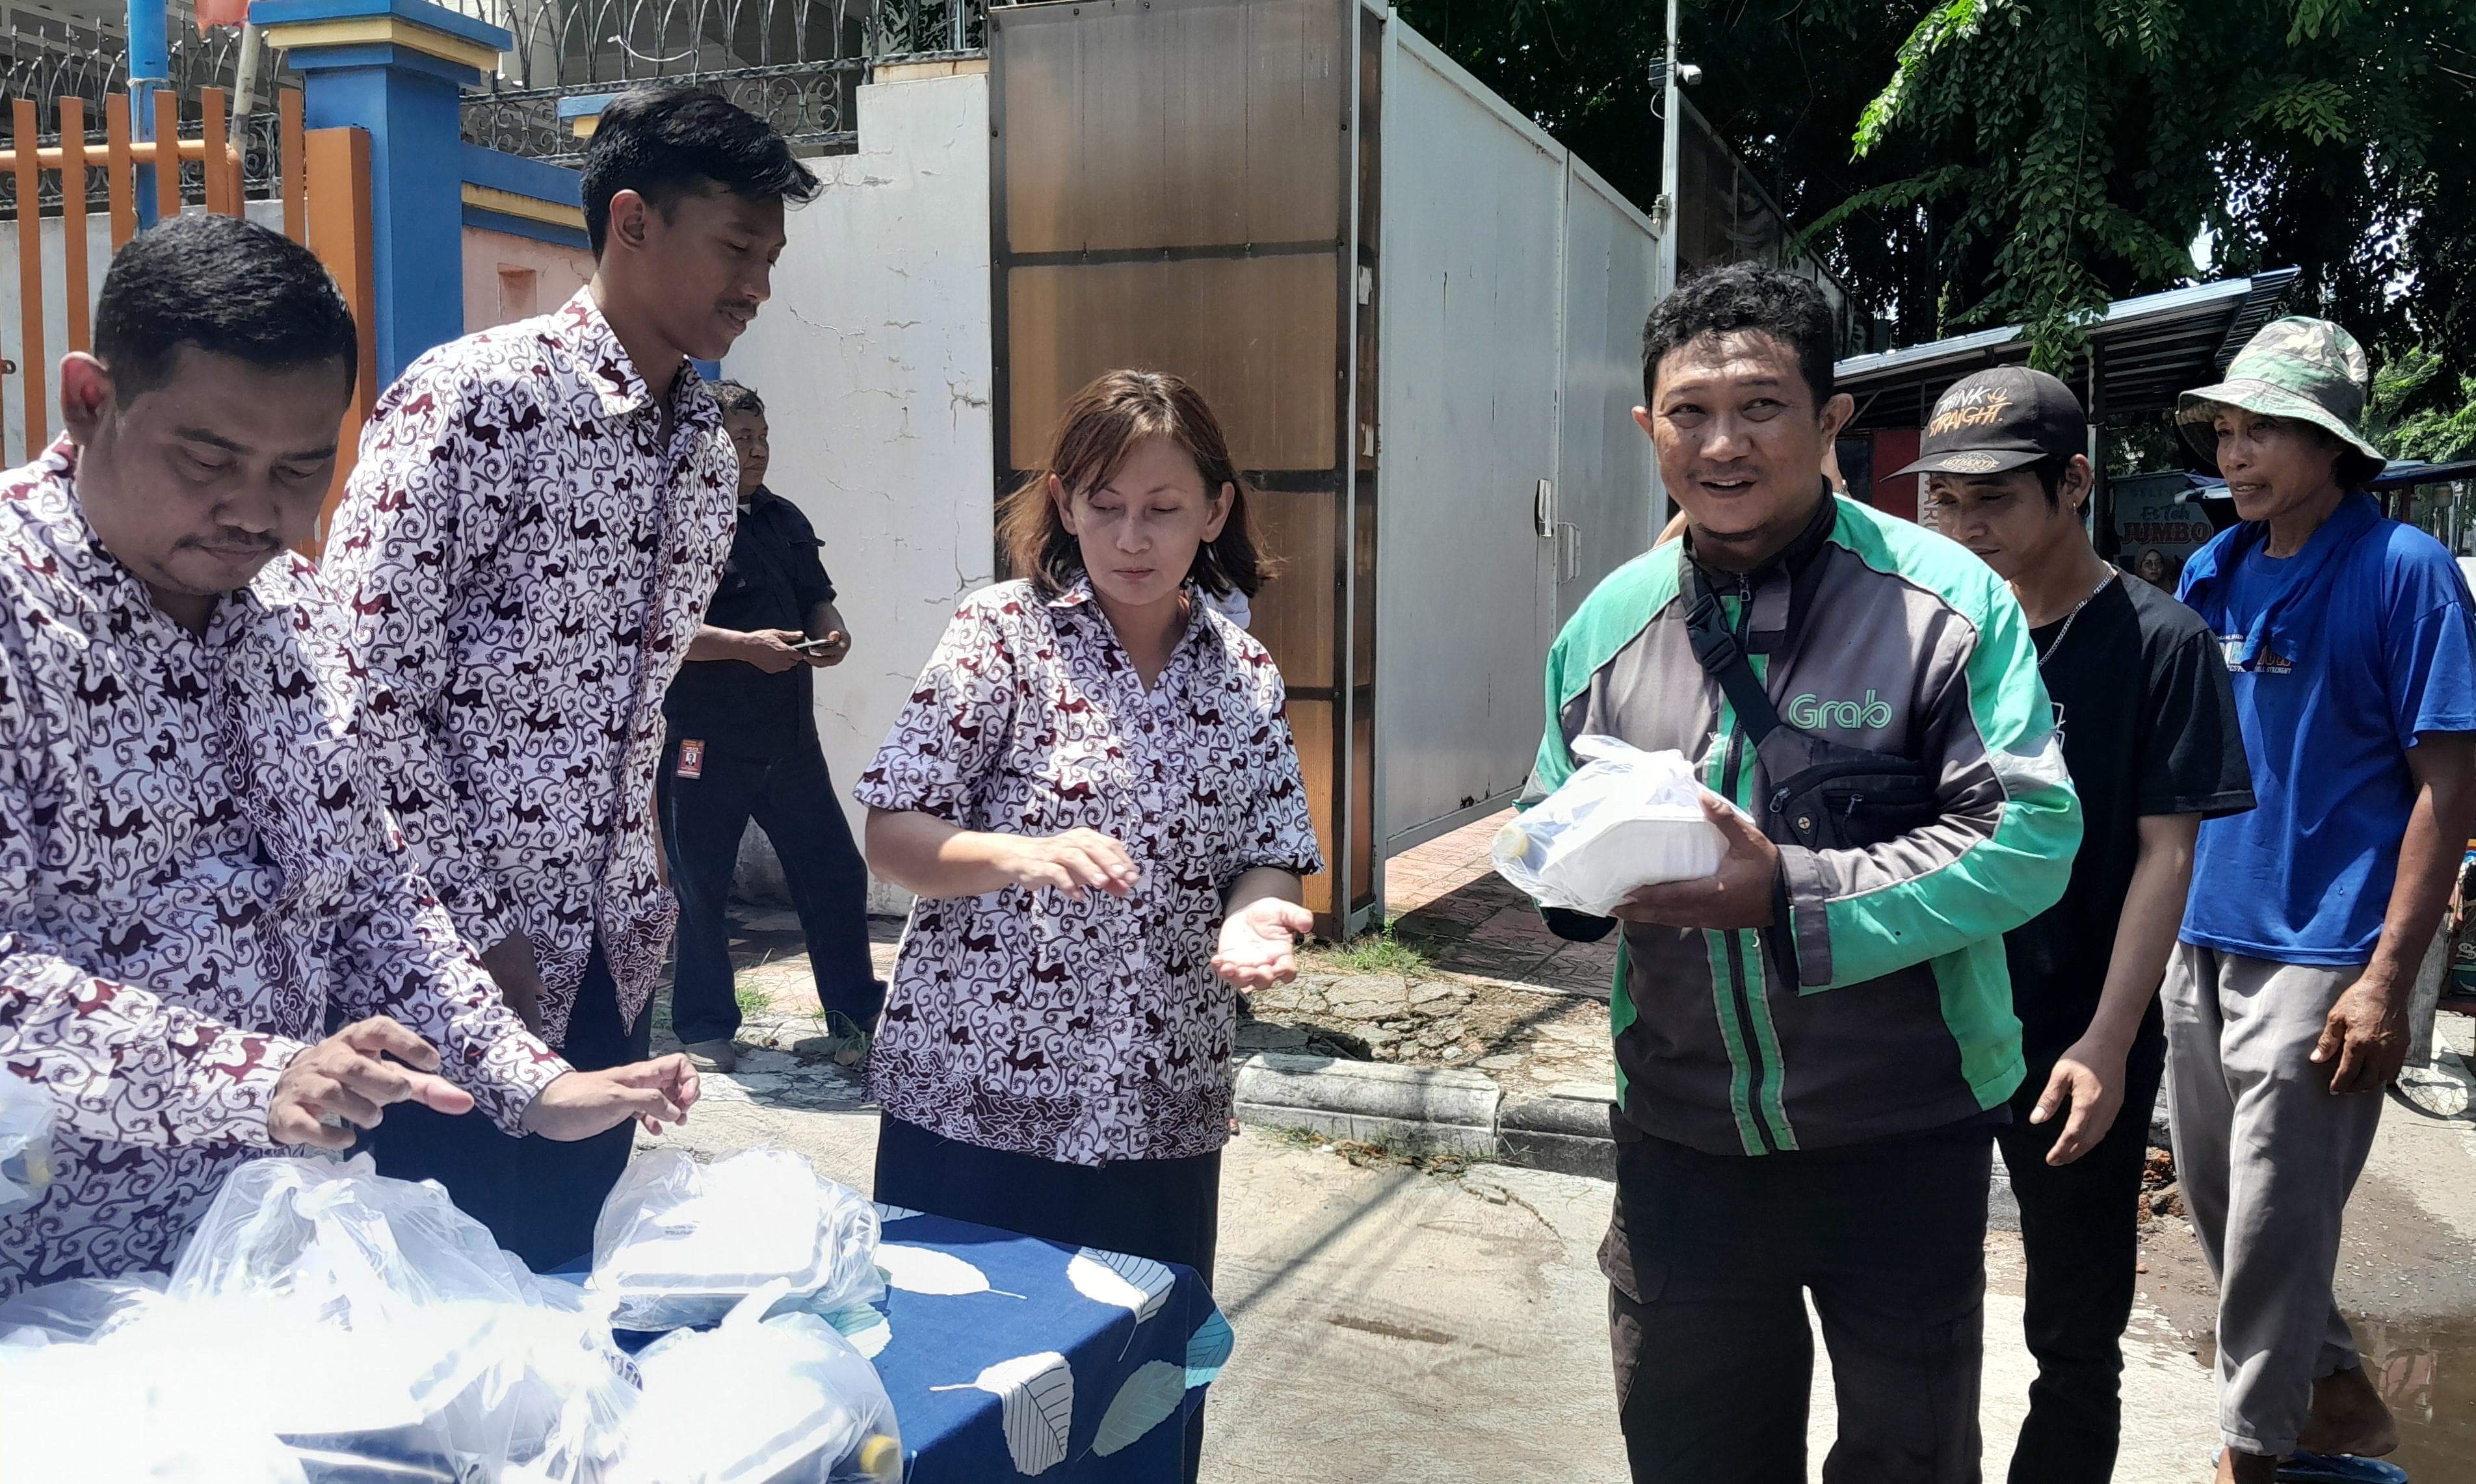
[661,486,837,758]
[2005,569,2255,1067]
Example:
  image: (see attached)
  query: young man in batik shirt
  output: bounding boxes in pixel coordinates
[326,88,818,1267]
[0,217,695,1297]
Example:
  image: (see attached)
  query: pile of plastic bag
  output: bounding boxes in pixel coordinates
[0,1075,53,1216]
[1492,736,1730,915]
[590,1147,883,1332]
[0,1147,901,1484]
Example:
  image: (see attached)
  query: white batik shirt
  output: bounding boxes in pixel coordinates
[324,290,738,1047]
[856,579,1323,1165]
[0,438,566,1295]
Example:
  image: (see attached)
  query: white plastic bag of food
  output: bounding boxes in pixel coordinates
[157,1154,637,1484]
[592,1147,883,1332]
[1492,736,1730,915]
[0,1332,309,1483]
[0,1272,164,1348]
[0,1074,55,1216]
[614,1282,902,1484]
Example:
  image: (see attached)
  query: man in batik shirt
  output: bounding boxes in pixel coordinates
[0,217,697,1297]
[327,88,819,1266]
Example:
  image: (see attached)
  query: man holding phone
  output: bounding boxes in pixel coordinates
[659,380,882,1073]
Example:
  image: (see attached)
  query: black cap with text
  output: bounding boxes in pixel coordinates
[1891,365,2087,476]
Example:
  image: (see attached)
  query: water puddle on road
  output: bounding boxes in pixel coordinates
[2351,1314,2476,1483]
[2191,1316,2476,1481]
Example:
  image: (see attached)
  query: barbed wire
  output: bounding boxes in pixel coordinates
[0,0,988,187]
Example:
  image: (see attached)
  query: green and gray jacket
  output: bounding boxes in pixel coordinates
[1527,492,2079,1156]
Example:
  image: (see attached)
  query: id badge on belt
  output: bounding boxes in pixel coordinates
[676,739,705,779]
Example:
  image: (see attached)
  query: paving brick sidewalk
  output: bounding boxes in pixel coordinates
[653,809,1621,1108]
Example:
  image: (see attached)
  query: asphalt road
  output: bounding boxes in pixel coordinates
[657,1022,2476,1483]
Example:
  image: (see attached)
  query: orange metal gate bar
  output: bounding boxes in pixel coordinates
[303,125,375,555]
[14,99,43,455]
[60,98,86,354]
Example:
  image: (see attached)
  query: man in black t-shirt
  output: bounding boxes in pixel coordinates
[659,381,884,1074]
[1912,368,2254,1484]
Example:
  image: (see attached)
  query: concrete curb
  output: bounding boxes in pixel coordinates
[1235,1054,2184,1225]
[1233,1051,1617,1176]
[1233,1052,1501,1156]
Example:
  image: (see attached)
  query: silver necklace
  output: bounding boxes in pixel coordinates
[2035,568,2117,670]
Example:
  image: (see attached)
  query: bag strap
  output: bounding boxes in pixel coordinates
[1680,559,1782,746]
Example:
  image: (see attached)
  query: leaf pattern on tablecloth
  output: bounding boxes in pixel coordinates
[1092,1360,1187,1457]
[879,1243,1023,1298]
[824,1303,891,1359]
[934,1351,1073,1476]
[1067,1247,1174,1326]
[1184,1310,1235,1389]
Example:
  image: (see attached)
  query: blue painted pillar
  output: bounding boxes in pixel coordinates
[251,0,513,385]
[127,0,168,228]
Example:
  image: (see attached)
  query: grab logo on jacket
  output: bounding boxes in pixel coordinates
[1785,689,1895,731]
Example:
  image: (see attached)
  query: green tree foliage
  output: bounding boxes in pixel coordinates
[1396,1,2476,432]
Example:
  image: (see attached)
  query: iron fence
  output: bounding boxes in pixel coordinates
[0,0,990,188]
[454,0,986,161]
[0,14,285,222]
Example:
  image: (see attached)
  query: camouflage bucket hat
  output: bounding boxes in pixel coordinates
[2176,315,2385,475]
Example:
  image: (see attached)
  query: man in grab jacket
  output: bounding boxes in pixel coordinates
[1530,262,2081,1483]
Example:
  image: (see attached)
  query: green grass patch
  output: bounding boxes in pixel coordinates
[734,980,774,1016]
[1311,921,1436,980]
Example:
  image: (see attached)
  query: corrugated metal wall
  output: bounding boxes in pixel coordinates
[1373,26,1661,863]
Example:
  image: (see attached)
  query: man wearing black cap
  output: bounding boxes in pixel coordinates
[1917,367,2254,1484]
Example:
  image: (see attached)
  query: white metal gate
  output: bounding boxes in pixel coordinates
[1373,24,1663,870]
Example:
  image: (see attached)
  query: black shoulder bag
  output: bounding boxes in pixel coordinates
[1679,562,1940,853]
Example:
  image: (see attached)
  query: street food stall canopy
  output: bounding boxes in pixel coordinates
[1828,270,2299,527]
[1832,269,2302,432]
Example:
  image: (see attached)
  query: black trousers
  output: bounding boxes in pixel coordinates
[1994,1036,2167,1484]
[1607,1123,1994,1484]
[360,942,649,1272]
[873,1113,1220,1484]
[656,733,882,1045]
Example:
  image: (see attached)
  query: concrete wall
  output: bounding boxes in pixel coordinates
[0,202,283,468]
[719,68,997,912]
[462,226,594,332]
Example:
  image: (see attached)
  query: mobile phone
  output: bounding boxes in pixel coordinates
[792,634,843,655]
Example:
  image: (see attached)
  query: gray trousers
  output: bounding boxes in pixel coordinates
[2163,944,2386,1457]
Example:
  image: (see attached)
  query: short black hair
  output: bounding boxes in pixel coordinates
[710,379,765,419]
[581,88,821,255]
[1642,261,1838,411]
[92,213,356,402]
[2025,454,2066,507]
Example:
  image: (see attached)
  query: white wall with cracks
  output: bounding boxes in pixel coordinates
[719,68,996,915]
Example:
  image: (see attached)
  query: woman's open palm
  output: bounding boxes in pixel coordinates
[1213,898,1312,989]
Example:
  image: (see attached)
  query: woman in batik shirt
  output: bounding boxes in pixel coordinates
[856,369,1319,1320]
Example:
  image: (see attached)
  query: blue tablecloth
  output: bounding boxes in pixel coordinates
[856,1203,1230,1481]
[577,1203,1231,1483]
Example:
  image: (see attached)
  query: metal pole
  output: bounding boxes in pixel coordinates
[231,21,261,180]
[1657,0,1679,300]
[129,0,170,229]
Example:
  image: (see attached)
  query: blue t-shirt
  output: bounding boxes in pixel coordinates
[2179,495,2476,964]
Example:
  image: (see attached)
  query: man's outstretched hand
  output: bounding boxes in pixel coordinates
[1611,791,1781,931]
[521,1056,701,1141]
[269,1017,475,1149]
